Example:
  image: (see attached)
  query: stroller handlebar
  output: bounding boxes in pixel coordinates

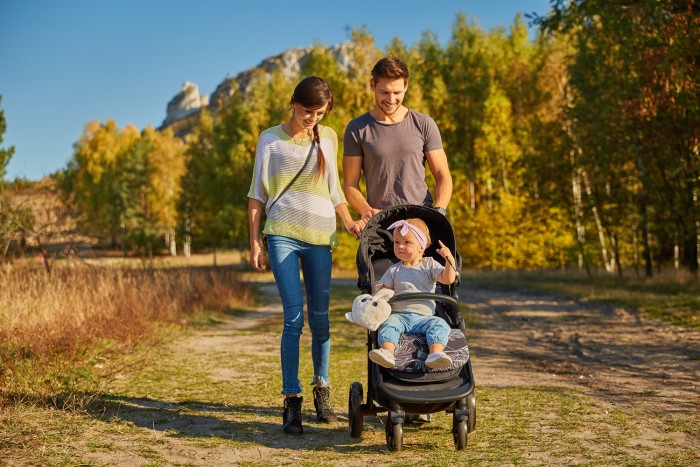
[388,292,459,310]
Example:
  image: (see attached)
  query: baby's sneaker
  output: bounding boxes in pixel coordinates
[369,348,395,368]
[425,351,452,369]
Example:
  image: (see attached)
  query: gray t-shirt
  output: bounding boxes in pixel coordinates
[343,109,443,210]
[380,257,445,316]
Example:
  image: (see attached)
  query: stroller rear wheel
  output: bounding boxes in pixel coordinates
[348,382,364,438]
[385,417,403,451]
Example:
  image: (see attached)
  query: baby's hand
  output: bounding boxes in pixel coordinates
[436,240,453,260]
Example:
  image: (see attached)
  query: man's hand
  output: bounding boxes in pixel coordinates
[361,208,381,223]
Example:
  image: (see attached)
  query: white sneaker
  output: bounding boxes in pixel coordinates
[369,348,396,368]
[425,351,452,369]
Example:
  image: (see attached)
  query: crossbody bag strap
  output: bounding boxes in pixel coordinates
[267,141,315,212]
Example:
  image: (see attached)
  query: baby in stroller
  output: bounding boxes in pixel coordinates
[369,218,458,370]
[348,205,475,451]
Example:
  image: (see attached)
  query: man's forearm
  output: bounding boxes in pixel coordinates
[344,185,373,216]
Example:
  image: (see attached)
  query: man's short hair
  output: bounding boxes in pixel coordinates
[371,56,409,83]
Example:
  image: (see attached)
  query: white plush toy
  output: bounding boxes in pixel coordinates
[346,288,395,331]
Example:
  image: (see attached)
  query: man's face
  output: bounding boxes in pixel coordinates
[370,77,407,117]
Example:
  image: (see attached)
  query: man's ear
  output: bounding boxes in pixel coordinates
[369,78,376,92]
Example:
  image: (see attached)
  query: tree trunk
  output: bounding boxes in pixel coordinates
[581,170,612,273]
[633,132,653,277]
[571,159,591,277]
[184,235,191,257]
[169,231,177,256]
[683,167,699,274]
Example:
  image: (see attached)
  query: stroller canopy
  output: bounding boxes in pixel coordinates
[356,204,459,293]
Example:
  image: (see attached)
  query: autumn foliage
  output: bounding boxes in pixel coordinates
[54,4,699,276]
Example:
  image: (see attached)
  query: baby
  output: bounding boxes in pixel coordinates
[369,218,457,369]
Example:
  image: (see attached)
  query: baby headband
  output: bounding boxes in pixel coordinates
[388,220,428,249]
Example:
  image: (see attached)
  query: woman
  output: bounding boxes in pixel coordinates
[247,76,365,435]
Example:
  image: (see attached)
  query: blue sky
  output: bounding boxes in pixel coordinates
[0,0,552,180]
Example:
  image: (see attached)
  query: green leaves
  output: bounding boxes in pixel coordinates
[61,121,186,255]
[0,96,15,184]
[53,9,698,273]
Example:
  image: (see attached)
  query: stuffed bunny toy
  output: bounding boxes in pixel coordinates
[346,288,395,331]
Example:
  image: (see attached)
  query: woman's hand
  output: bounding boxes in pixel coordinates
[249,241,266,272]
[344,218,367,240]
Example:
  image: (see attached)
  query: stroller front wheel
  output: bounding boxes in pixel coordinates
[453,416,468,450]
[385,418,403,451]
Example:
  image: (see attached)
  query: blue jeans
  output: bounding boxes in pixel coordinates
[266,235,332,395]
[378,312,450,347]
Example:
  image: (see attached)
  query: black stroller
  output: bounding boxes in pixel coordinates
[348,204,476,451]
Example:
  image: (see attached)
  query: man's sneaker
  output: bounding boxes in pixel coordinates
[406,413,432,424]
[369,348,396,368]
[312,386,338,423]
[282,396,303,434]
[425,351,453,369]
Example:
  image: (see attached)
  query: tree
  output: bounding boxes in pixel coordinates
[0,95,28,262]
[61,121,187,255]
[0,96,14,183]
[537,0,700,275]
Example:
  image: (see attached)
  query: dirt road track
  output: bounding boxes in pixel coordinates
[459,281,700,419]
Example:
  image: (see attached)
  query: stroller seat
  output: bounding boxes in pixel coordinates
[389,328,470,382]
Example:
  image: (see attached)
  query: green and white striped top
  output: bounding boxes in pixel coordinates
[247,124,347,247]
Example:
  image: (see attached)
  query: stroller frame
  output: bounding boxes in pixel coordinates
[348,205,476,451]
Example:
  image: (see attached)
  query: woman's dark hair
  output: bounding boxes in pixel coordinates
[290,76,334,175]
[371,56,409,84]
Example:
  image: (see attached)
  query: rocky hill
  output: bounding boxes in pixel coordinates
[159,42,354,137]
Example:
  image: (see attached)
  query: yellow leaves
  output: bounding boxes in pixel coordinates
[66,120,187,240]
[144,127,187,229]
[455,192,575,269]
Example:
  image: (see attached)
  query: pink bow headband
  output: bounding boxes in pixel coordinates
[388,220,428,249]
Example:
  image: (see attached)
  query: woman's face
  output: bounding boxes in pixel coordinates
[291,101,329,132]
[393,228,424,264]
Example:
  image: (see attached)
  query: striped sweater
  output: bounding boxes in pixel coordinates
[247,125,347,247]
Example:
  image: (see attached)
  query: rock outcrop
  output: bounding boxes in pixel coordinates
[161,82,209,128]
[160,42,354,136]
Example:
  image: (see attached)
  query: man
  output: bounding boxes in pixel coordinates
[343,55,452,221]
[343,56,454,424]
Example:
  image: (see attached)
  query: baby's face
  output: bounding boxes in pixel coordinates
[393,229,424,264]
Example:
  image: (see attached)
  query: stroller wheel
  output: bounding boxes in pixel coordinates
[348,382,364,438]
[385,417,403,451]
[453,415,468,450]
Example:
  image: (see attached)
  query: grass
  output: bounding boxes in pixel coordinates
[0,259,252,406]
[1,262,698,465]
[462,269,700,330]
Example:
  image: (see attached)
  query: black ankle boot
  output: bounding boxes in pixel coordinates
[313,386,338,423]
[283,396,303,434]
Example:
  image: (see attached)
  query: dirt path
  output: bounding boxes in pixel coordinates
[459,281,700,417]
[13,277,698,466]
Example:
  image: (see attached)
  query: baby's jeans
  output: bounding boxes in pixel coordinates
[377,312,450,347]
